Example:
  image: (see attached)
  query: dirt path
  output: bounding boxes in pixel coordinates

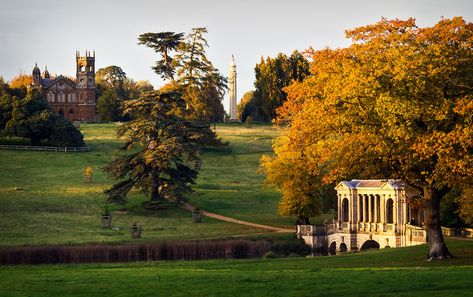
[180,203,294,233]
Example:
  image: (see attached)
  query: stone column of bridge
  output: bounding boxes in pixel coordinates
[337,194,341,225]
[358,194,362,224]
[348,191,354,230]
[403,194,408,224]
[381,194,386,224]
[392,196,398,225]
[368,195,373,223]
[374,194,378,224]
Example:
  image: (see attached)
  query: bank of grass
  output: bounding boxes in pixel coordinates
[0,122,321,246]
[191,123,335,227]
[0,239,472,297]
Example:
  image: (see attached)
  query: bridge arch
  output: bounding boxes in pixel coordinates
[329,241,337,255]
[360,240,380,251]
[339,243,348,253]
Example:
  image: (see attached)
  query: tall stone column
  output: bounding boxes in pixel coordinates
[229,55,237,121]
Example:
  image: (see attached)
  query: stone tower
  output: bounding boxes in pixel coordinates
[32,63,41,87]
[229,55,237,121]
[76,50,96,121]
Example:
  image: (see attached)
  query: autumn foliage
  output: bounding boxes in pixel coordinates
[261,17,473,259]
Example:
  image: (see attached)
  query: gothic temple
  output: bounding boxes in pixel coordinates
[31,51,96,121]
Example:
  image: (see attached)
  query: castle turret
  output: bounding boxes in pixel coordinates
[32,63,41,86]
[43,66,50,79]
[75,50,96,121]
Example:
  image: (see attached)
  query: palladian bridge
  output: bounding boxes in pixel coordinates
[297,179,428,254]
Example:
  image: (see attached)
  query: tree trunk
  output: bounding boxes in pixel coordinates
[424,186,452,260]
[150,169,161,202]
[296,215,310,225]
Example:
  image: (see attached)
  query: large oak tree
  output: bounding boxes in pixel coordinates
[261,17,473,260]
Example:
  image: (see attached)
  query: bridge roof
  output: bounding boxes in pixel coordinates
[337,179,406,190]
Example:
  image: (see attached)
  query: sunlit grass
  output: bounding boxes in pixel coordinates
[0,122,300,246]
[0,239,471,297]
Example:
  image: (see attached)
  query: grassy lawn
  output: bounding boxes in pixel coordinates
[190,123,314,227]
[0,122,323,246]
[0,239,472,296]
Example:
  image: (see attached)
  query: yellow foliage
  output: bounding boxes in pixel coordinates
[9,73,32,89]
[84,166,94,177]
[260,17,473,220]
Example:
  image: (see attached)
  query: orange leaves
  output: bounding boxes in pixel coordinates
[345,17,417,43]
[458,187,473,225]
[9,73,32,89]
[261,17,473,220]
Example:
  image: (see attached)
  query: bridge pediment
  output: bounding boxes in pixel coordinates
[379,182,397,190]
[335,181,356,190]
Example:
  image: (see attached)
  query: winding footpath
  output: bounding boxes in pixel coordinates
[180,203,294,233]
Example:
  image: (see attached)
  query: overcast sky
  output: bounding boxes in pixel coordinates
[1,0,472,112]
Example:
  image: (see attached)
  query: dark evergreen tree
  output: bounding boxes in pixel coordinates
[104,90,221,205]
[104,29,225,207]
[0,88,84,146]
[139,28,227,122]
[253,51,309,121]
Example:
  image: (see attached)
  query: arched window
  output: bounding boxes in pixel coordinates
[342,198,349,222]
[58,110,64,117]
[386,198,394,223]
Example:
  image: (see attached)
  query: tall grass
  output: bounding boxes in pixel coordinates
[0,239,270,265]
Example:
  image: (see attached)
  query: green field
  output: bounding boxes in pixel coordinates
[1,123,472,297]
[1,239,472,297]
[0,123,315,246]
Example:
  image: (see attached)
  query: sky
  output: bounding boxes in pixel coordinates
[1,0,472,112]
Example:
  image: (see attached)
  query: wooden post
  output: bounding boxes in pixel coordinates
[194,160,202,171]
[131,223,142,238]
[101,215,112,228]
[192,209,203,223]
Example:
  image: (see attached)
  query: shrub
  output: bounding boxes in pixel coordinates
[270,238,311,256]
[48,116,85,146]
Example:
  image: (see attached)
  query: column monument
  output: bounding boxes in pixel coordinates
[229,55,238,121]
